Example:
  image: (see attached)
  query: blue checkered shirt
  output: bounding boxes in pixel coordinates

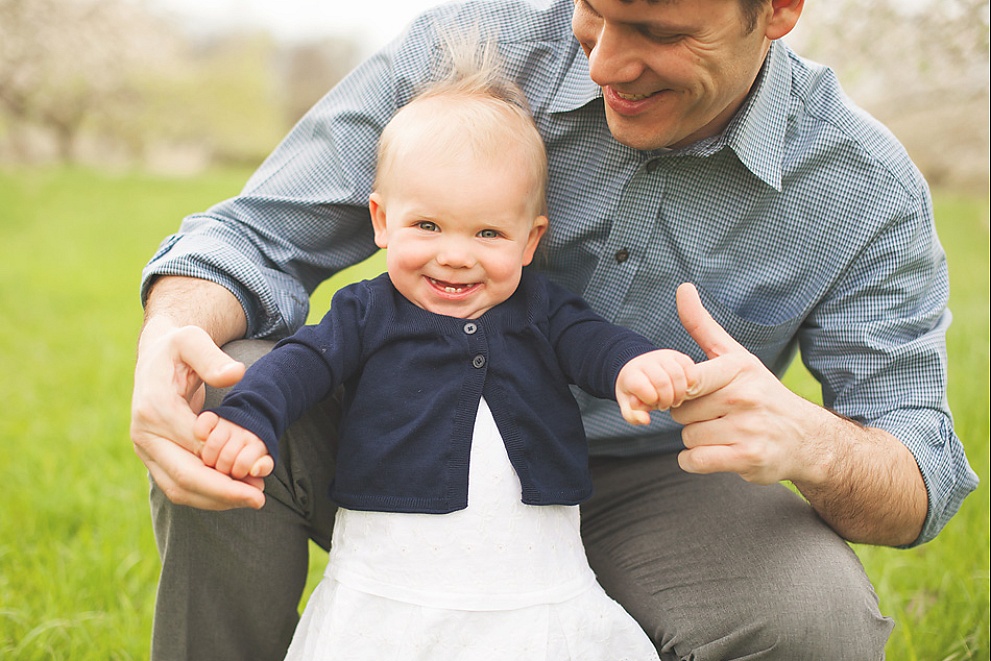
[142,0,977,543]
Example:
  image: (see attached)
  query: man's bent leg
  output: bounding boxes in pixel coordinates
[583,453,893,661]
[150,340,339,661]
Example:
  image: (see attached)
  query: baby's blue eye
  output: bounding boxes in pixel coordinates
[478,229,500,239]
[416,221,439,232]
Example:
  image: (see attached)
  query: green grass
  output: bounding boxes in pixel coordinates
[0,167,987,659]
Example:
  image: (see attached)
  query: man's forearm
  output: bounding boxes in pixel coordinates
[792,411,928,547]
[142,276,248,348]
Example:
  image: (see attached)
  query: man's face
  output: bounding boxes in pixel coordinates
[572,0,773,151]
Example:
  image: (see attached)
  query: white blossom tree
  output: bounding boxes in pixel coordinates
[0,0,182,162]
[793,0,989,189]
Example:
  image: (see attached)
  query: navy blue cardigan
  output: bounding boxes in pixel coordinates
[211,270,657,514]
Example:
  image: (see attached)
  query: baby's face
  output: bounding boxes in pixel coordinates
[370,147,546,320]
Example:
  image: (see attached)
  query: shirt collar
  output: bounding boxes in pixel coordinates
[720,40,791,192]
[547,43,601,114]
[547,39,792,191]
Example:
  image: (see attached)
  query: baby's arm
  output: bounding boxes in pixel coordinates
[194,411,275,480]
[616,349,698,425]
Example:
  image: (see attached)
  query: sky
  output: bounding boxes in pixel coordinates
[147,0,465,52]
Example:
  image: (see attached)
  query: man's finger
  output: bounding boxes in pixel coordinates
[677,444,740,476]
[676,283,746,360]
[173,326,246,389]
[141,439,266,510]
[683,354,742,401]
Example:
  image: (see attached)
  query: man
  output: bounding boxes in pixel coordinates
[131,0,978,659]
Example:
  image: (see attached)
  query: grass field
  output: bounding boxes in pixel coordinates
[0,167,987,659]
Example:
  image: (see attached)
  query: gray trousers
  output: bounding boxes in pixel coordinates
[150,340,892,661]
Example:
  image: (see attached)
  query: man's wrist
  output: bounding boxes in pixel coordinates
[142,275,248,347]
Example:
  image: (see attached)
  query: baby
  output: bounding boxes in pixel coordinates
[195,37,693,661]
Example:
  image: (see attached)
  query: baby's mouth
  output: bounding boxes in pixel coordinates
[429,278,478,294]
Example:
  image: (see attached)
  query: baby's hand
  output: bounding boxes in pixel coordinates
[194,411,275,480]
[616,349,697,425]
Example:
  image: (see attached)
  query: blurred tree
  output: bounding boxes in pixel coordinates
[275,38,362,127]
[793,0,990,191]
[0,0,358,170]
[0,0,180,163]
[138,31,287,168]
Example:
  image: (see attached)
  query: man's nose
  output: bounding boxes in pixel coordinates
[586,25,644,86]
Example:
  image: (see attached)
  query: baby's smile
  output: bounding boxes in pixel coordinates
[429,277,480,295]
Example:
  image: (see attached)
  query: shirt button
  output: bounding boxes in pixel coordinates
[463,322,477,335]
[646,159,661,173]
[472,354,486,369]
[614,248,630,264]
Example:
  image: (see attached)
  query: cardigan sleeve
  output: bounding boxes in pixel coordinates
[540,277,658,400]
[208,281,371,461]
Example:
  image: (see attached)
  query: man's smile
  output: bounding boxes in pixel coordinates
[613,90,654,101]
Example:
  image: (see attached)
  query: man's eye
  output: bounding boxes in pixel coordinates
[478,229,500,239]
[641,28,684,44]
[416,221,439,232]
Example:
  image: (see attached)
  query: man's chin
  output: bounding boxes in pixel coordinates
[603,113,678,152]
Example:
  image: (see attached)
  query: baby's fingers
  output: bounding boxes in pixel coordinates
[229,444,269,480]
[250,455,275,478]
[650,351,698,408]
[215,433,252,475]
[618,392,653,426]
[199,417,231,468]
[193,410,219,443]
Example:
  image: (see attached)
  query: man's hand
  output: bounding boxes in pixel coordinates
[130,277,266,510]
[671,283,830,485]
[672,283,927,545]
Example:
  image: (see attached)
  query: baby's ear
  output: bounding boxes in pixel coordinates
[369,192,389,249]
[522,215,549,266]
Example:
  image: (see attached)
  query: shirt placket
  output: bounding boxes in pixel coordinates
[581,158,667,323]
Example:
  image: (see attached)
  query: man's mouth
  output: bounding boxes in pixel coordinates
[614,90,654,101]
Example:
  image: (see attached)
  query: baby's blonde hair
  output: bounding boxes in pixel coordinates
[373,30,548,217]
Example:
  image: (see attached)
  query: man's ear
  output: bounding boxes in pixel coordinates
[764,0,804,40]
[369,192,389,249]
[522,215,549,266]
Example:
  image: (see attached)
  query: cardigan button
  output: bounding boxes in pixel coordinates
[472,354,486,368]
[463,322,477,335]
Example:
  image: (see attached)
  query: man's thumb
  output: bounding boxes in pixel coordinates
[676,283,744,360]
[174,326,246,388]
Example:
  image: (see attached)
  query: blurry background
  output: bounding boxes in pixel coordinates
[0,1,987,659]
[0,0,988,192]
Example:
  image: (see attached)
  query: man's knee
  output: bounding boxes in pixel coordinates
[583,459,893,661]
[711,588,891,660]
[664,555,893,661]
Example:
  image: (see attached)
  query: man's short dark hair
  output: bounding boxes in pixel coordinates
[738,0,768,33]
[622,0,769,34]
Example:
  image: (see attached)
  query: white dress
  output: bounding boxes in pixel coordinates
[285,398,660,661]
